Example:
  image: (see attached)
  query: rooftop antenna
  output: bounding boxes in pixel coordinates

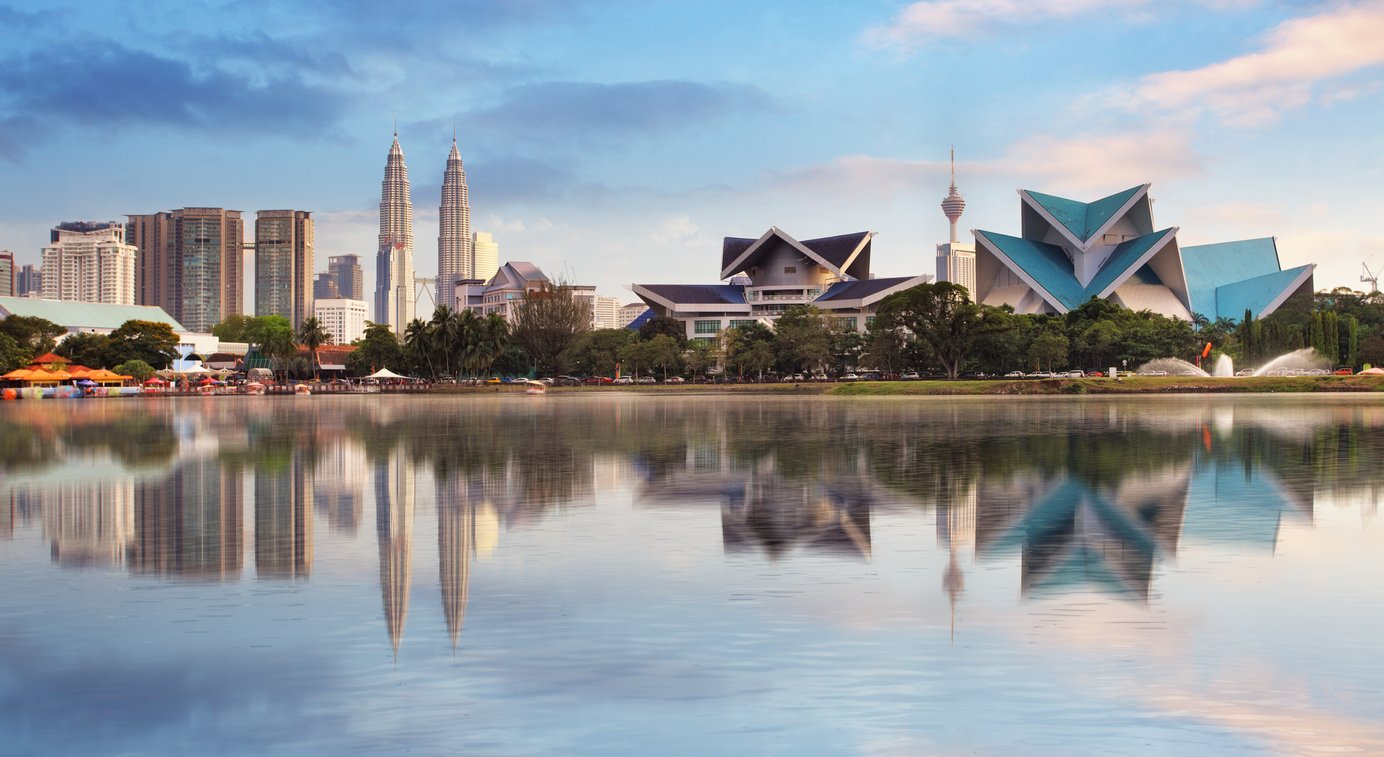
[1363,262,1379,294]
[393,113,397,138]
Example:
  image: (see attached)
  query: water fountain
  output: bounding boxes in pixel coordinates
[1135,358,1210,377]
[1250,348,1330,377]
[1212,354,1234,378]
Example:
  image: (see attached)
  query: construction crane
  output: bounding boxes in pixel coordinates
[1363,262,1380,294]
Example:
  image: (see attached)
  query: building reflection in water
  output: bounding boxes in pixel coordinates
[254,454,314,580]
[128,458,244,581]
[438,494,473,651]
[375,452,415,657]
[315,440,366,536]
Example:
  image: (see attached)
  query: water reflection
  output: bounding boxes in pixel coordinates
[1,397,1381,652]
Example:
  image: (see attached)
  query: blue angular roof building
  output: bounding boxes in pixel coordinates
[633,227,930,338]
[971,184,1314,321]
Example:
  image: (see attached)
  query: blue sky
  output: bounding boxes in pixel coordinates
[1,0,1381,306]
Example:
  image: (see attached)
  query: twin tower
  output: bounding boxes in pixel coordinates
[376,132,493,334]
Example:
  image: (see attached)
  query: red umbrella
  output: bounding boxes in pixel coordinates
[144,377,167,385]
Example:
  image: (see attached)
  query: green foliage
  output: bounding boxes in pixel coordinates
[103,320,179,369]
[512,283,592,376]
[0,315,65,357]
[1026,328,1070,372]
[773,305,833,374]
[0,332,27,373]
[296,316,332,379]
[347,321,404,376]
[684,338,718,379]
[722,322,775,377]
[113,359,156,382]
[568,328,634,376]
[55,332,112,368]
[874,281,985,379]
[637,315,686,345]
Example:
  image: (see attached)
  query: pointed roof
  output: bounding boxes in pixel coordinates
[720,228,873,280]
[975,227,1177,312]
[1023,185,1146,244]
[32,352,70,365]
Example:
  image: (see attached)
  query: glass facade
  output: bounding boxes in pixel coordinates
[694,319,721,334]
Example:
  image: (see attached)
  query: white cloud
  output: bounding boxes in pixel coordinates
[1000,130,1205,195]
[1129,2,1384,126]
[862,0,1259,47]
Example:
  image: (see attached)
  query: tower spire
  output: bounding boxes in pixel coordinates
[941,147,966,245]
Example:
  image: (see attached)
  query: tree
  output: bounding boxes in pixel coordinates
[0,315,65,358]
[722,322,774,378]
[512,282,592,375]
[684,338,718,380]
[103,320,179,369]
[773,305,833,374]
[473,314,511,378]
[568,328,634,377]
[0,332,27,373]
[874,282,985,379]
[258,322,297,380]
[403,318,435,378]
[114,359,156,382]
[211,314,256,342]
[861,320,906,374]
[296,317,332,380]
[347,322,404,376]
[56,332,112,368]
[644,334,683,380]
[637,315,686,346]
[1026,329,1069,372]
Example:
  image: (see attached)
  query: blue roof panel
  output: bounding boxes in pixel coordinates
[1025,185,1144,242]
[1214,265,1312,321]
[1083,186,1144,240]
[1181,238,1280,319]
[978,231,1085,309]
[1086,229,1173,296]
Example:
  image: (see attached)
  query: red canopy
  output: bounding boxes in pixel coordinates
[32,352,71,365]
[144,377,167,385]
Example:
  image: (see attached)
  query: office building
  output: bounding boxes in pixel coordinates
[592,295,622,330]
[40,222,138,305]
[329,255,364,301]
[314,272,340,300]
[17,264,42,297]
[254,209,314,327]
[126,207,245,332]
[0,251,13,296]
[472,231,498,283]
[375,132,415,334]
[437,137,472,310]
[313,298,368,344]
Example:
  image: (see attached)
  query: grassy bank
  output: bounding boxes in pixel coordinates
[828,375,1384,396]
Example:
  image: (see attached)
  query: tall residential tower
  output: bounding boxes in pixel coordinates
[437,136,472,311]
[375,133,415,334]
[255,210,314,327]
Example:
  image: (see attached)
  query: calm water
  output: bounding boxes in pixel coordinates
[2,394,1383,755]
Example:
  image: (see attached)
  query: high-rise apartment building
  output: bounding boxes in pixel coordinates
[127,208,244,332]
[16,264,42,297]
[313,298,368,345]
[40,222,138,305]
[592,295,622,330]
[255,210,314,327]
[0,251,14,296]
[437,138,472,311]
[472,231,498,283]
[329,255,364,301]
[314,272,340,300]
[375,133,415,334]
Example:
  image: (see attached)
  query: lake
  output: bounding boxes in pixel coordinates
[2,394,1382,755]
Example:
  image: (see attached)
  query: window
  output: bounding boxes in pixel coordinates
[784,266,797,274]
[694,319,720,334]
[729,319,756,329]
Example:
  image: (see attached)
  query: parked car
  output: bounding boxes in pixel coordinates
[810,374,830,382]
[636,376,657,384]
[613,376,634,385]
[1335,368,1354,375]
[1086,371,1107,377]
[556,375,583,387]
[859,372,882,381]
[901,371,920,380]
[666,376,686,384]
[485,377,501,385]
[1004,371,1024,378]
[841,373,859,381]
[789,373,805,381]
[584,376,613,385]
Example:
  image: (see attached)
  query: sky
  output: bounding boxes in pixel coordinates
[1,0,1382,308]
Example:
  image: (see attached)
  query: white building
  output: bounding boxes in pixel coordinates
[618,302,649,328]
[375,132,416,334]
[41,222,137,305]
[314,298,369,345]
[454,261,596,324]
[472,231,499,283]
[592,295,622,330]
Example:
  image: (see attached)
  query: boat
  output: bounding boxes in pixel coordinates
[294,383,312,396]
[243,381,266,396]
[523,379,547,396]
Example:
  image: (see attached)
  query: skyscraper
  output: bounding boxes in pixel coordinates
[0,251,13,296]
[437,136,472,311]
[16,264,42,297]
[254,209,314,327]
[376,133,415,334]
[329,254,364,301]
[40,222,138,305]
[935,150,977,296]
[472,231,499,283]
[314,272,340,300]
[127,208,244,331]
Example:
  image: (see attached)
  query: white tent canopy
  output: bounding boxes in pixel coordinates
[365,368,410,379]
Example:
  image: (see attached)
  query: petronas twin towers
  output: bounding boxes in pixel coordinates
[374,130,474,333]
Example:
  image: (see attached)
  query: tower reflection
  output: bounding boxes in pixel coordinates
[375,451,415,657]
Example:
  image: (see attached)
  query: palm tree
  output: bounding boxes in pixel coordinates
[259,325,297,382]
[403,318,435,379]
[296,317,333,380]
[477,313,510,377]
[429,306,460,378]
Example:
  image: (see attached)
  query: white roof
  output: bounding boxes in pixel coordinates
[366,368,410,379]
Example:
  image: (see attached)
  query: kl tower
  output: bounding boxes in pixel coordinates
[935,148,976,296]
